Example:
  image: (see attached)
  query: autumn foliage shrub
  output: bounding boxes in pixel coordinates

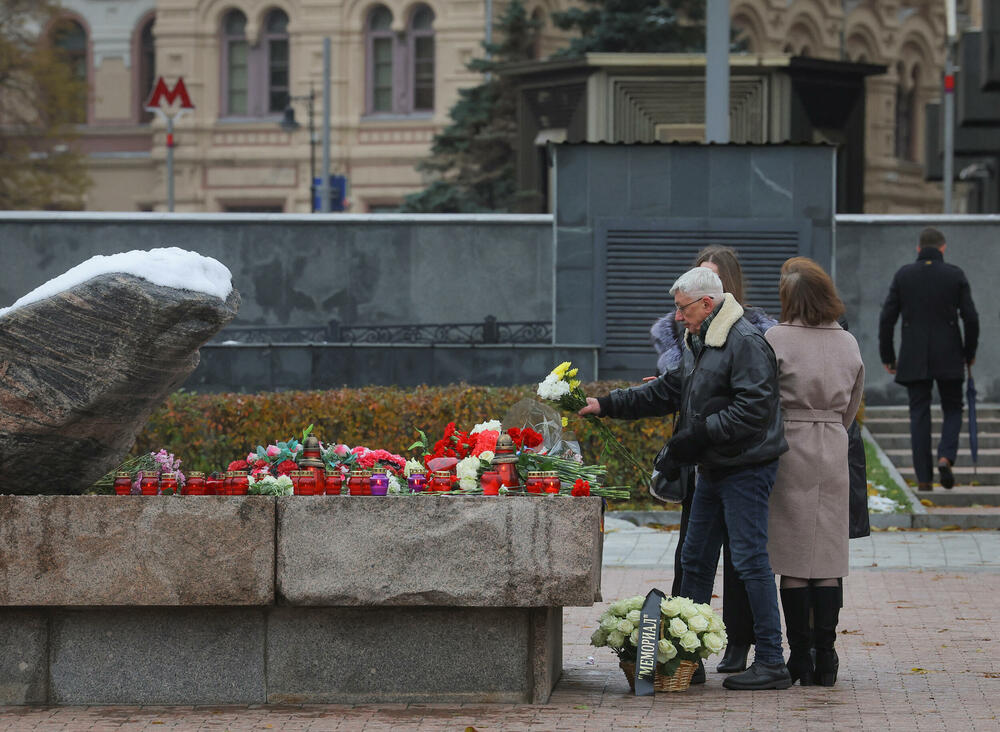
[133,382,678,499]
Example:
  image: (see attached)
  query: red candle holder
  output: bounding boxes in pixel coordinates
[429,470,452,492]
[186,472,206,495]
[206,475,223,495]
[525,471,544,494]
[481,471,501,495]
[543,471,561,494]
[325,471,343,495]
[348,470,370,496]
[230,471,249,495]
[140,474,159,496]
[113,472,132,496]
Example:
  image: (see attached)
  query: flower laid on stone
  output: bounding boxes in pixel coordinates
[591,594,727,679]
[248,474,294,496]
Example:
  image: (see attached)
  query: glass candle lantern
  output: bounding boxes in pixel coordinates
[186,472,206,495]
[429,470,452,492]
[407,472,427,493]
[525,470,544,494]
[229,471,249,495]
[370,472,389,496]
[325,471,343,495]
[223,471,234,495]
[481,471,501,496]
[543,471,561,494]
[348,470,370,496]
[140,474,159,496]
[296,470,316,496]
[159,472,178,495]
[206,474,223,495]
[113,472,132,496]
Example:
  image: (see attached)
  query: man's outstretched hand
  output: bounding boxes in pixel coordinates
[578,397,601,416]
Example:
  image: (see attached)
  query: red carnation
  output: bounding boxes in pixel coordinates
[227,459,248,472]
[275,460,298,476]
[571,479,590,497]
[507,427,522,448]
[521,428,544,449]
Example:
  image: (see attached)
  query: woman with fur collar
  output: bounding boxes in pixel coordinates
[651,246,777,680]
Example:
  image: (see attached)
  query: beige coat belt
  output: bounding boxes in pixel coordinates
[783,408,841,423]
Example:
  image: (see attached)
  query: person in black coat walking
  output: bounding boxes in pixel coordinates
[878,227,979,491]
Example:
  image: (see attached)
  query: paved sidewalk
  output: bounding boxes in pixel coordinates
[4,528,1000,731]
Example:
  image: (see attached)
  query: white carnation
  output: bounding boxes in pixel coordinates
[456,456,480,490]
[478,450,495,463]
[470,419,503,434]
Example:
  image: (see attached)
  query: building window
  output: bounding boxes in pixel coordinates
[221,8,290,118]
[264,9,290,113]
[895,62,916,161]
[138,17,156,123]
[365,4,435,115]
[410,5,435,111]
[51,19,87,123]
[223,10,249,115]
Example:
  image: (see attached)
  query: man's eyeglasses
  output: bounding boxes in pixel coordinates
[675,297,706,314]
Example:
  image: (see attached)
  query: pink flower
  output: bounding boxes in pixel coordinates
[266,445,281,458]
[247,453,257,463]
[333,444,350,457]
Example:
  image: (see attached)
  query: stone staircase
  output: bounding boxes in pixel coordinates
[864,405,1000,524]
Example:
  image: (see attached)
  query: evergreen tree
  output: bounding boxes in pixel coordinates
[0,0,90,209]
[551,0,706,56]
[401,0,540,213]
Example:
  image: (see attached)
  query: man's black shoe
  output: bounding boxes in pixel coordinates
[721,661,792,690]
[938,460,955,489]
[690,659,706,684]
[716,644,750,673]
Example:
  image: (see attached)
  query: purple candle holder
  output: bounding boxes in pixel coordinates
[370,472,389,496]
[407,473,427,493]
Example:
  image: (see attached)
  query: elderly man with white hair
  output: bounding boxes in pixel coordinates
[580,266,791,690]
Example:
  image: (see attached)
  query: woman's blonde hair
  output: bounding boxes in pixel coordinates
[779,257,845,326]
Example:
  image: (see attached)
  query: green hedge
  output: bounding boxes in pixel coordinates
[133,382,677,500]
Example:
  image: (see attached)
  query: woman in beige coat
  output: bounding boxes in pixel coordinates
[765,257,864,688]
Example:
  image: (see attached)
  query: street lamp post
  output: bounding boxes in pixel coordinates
[280,85,317,212]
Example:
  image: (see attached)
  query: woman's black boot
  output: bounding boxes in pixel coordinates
[716,643,751,673]
[811,585,842,687]
[780,587,814,686]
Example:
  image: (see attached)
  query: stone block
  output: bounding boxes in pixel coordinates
[276,496,602,607]
[49,608,266,705]
[266,606,556,704]
[0,496,274,606]
[0,610,48,704]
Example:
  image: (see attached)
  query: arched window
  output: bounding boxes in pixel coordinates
[895,62,916,161]
[365,4,435,115]
[220,8,290,118]
[410,5,435,111]
[367,6,394,113]
[138,17,156,123]
[52,19,87,123]
[222,10,249,116]
[264,9,290,113]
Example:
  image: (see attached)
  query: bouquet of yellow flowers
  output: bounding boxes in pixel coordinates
[537,361,648,489]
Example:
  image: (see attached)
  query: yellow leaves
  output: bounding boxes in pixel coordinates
[562,416,568,427]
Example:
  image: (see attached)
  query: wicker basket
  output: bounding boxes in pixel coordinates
[620,659,699,693]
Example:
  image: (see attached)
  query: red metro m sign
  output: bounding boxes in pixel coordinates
[145,76,195,115]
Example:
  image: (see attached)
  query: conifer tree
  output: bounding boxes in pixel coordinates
[401,0,540,213]
[551,0,706,56]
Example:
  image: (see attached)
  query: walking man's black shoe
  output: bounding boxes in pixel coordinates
[722,661,792,690]
[938,459,955,489]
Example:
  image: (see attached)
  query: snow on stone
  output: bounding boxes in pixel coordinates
[0,247,233,317]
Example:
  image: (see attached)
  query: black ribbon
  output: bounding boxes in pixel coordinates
[634,587,666,696]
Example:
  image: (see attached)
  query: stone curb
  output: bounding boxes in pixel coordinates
[606,510,913,530]
[861,424,927,514]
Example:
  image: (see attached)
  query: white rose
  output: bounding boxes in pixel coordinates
[590,629,608,647]
[679,602,700,621]
[660,597,685,617]
[609,600,629,616]
[687,614,709,633]
[702,632,724,654]
[626,596,645,611]
[601,615,619,632]
[657,639,677,662]
[679,631,701,653]
[626,610,641,624]
[478,451,495,464]
[629,629,639,646]
[708,614,725,633]
[616,619,634,635]
[607,630,625,649]
[696,603,715,619]
[667,617,688,638]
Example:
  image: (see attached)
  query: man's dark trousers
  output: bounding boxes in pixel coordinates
[907,378,963,484]
[679,460,783,665]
